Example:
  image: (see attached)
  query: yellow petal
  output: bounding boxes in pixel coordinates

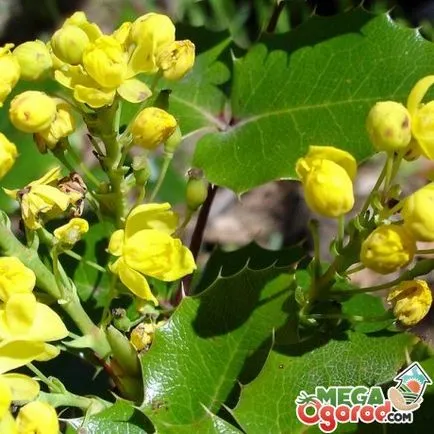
[108,229,125,256]
[2,188,18,199]
[30,166,62,186]
[4,293,37,334]
[116,259,158,305]
[74,84,116,108]
[125,202,178,239]
[31,185,71,211]
[117,78,152,104]
[157,239,196,281]
[0,411,17,433]
[0,376,12,418]
[1,373,40,402]
[407,75,434,116]
[0,341,47,374]
[16,401,59,434]
[33,344,60,362]
[26,302,68,342]
[0,257,36,302]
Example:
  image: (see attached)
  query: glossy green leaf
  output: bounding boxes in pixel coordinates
[342,293,395,333]
[65,401,153,433]
[139,243,306,431]
[232,331,417,433]
[193,10,434,192]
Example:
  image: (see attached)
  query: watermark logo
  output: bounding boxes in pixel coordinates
[295,362,432,433]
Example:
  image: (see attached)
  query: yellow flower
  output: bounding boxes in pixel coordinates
[82,35,127,88]
[34,100,75,152]
[16,401,59,434]
[157,40,195,81]
[131,107,177,150]
[108,203,196,304]
[296,145,357,181]
[13,40,52,81]
[54,217,89,245]
[0,373,39,432]
[0,292,68,343]
[360,225,416,274]
[0,133,17,180]
[128,13,175,75]
[112,22,132,47]
[51,25,90,65]
[0,257,35,302]
[9,91,56,133]
[387,280,432,326]
[366,101,411,153]
[4,167,76,230]
[0,43,20,107]
[62,11,102,41]
[296,157,354,218]
[402,183,434,241]
[407,75,434,159]
[55,64,151,108]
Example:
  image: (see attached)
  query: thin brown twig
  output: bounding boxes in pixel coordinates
[174,184,218,303]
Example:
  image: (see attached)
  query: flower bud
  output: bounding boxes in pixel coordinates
[297,145,357,181]
[106,325,140,376]
[51,26,90,65]
[54,217,89,245]
[130,13,175,51]
[186,169,208,211]
[83,35,127,88]
[402,183,434,241]
[296,158,354,218]
[13,40,52,80]
[0,43,20,107]
[34,101,75,151]
[360,225,416,274]
[157,40,195,81]
[387,280,432,326]
[16,401,59,434]
[164,125,182,154]
[131,107,177,150]
[366,101,411,152]
[0,133,17,179]
[9,91,56,133]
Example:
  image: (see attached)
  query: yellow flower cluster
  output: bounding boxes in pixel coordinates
[50,11,195,108]
[366,75,434,159]
[5,167,83,230]
[296,146,356,218]
[108,203,196,304]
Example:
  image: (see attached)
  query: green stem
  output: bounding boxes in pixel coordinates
[27,363,59,392]
[64,141,100,187]
[149,152,173,201]
[360,159,388,215]
[99,102,127,228]
[381,153,394,202]
[133,185,146,208]
[38,391,108,412]
[64,249,107,273]
[345,263,365,275]
[337,215,345,250]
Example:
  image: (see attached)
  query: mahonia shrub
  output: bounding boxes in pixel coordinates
[0,5,434,434]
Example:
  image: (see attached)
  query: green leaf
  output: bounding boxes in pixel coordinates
[193,10,434,192]
[162,34,231,135]
[232,331,417,434]
[342,293,395,333]
[139,243,306,431]
[66,401,153,434]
